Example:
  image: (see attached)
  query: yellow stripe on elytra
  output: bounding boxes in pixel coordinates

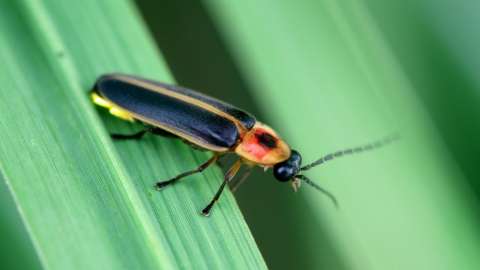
[112,75,248,134]
[91,92,135,122]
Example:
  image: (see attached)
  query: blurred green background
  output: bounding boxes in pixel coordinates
[134,0,480,269]
[2,0,480,269]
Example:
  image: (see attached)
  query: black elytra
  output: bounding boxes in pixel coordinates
[95,74,256,149]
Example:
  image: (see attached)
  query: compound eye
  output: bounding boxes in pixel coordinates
[273,163,295,182]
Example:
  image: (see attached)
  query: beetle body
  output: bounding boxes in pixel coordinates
[92,74,290,166]
[92,74,396,215]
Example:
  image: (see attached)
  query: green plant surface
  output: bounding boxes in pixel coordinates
[364,0,480,197]
[205,0,480,269]
[0,179,42,270]
[0,0,265,269]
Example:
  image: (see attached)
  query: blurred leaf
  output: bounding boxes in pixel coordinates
[364,0,480,197]
[0,0,265,269]
[205,0,480,269]
[0,179,41,270]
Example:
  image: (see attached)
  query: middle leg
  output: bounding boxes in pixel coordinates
[154,154,219,190]
[201,159,243,216]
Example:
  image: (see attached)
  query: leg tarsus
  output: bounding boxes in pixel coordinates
[201,180,228,216]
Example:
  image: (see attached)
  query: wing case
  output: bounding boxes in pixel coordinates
[94,74,256,151]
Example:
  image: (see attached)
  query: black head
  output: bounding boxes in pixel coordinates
[273,149,338,207]
[273,150,302,182]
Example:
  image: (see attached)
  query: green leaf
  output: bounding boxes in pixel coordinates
[0,0,265,269]
[205,0,480,269]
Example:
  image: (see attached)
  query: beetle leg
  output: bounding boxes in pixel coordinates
[110,129,148,140]
[149,128,178,138]
[229,166,253,193]
[111,127,175,140]
[201,159,242,216]
[155,154,219,190]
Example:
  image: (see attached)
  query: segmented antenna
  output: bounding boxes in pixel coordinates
[300,134,400,171]
[297,175,339,208]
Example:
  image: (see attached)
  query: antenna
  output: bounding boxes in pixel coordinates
[300,134,400,171]
[296,175,338,208]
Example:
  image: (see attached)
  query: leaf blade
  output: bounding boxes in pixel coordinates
[0,0,266,269]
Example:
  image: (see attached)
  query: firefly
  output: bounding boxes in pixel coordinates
[91,74,397,216]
